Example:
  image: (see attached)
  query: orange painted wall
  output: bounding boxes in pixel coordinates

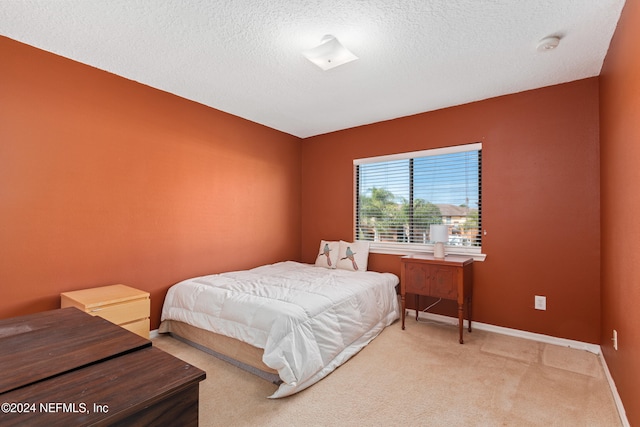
[600,1,640,424]
[0,37,302,329]
[302,78,601,344]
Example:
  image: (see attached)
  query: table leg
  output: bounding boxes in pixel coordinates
[401,294,406,330]
[468,295,473,332]
[458,303,464,344]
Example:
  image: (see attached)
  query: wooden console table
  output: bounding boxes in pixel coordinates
[0,307,206,426]
[400,254,473,343]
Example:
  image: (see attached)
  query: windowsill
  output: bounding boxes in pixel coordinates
[366,242,487,261]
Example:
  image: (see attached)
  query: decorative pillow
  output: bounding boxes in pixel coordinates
[336,240,370,272]
[314,240,340,269]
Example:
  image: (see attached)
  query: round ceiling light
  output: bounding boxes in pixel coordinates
[537,36,561,52]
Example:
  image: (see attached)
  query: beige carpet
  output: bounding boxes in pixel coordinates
[153,319,622,427]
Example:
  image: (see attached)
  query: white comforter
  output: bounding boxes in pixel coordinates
[160,261,399,398]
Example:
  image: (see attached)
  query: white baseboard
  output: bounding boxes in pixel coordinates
[599,352,631,427]
[150,328,159,339]
[410,309,601,353]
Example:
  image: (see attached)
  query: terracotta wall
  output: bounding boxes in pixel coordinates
[599,1,640,424]
[0,37,302,328]
[301,78,601,344]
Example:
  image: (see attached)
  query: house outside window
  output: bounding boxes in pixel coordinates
[354,143,483,259]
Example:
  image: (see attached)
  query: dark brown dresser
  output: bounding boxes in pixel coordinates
[0,307,205,426]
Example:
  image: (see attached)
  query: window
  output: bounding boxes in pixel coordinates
[354,143,482,257]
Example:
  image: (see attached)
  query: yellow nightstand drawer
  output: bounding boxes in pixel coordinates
[61,284,150,339]
[85,298,149,325]
[121,318,151,338]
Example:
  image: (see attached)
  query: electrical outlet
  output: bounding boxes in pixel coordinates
[613,329,618,350]
[534,295,546,310]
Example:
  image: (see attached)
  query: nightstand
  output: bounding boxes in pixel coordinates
[400,254,473,343]
[61,284,150,339]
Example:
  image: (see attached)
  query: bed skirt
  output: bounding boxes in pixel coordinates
[158,320,282,384]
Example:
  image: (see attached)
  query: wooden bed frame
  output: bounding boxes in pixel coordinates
[158,320,281,384]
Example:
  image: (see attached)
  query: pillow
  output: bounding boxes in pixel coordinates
[336,240,370,272]
[314,240,340,269]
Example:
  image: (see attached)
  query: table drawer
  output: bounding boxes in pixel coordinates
[86,298,149,325]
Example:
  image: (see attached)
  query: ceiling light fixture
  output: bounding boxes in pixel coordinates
[537,36,561,52]
[302,35,358,71]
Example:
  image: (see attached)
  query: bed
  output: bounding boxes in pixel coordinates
[159,242,399,398]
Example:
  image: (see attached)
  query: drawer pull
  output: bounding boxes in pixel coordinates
[89,308,102,313]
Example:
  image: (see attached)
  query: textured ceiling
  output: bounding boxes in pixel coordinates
[0,0,626,138]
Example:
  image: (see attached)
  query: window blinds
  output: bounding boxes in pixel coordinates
[355,143,481,249]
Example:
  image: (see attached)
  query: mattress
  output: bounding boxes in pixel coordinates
[160,261,399,398]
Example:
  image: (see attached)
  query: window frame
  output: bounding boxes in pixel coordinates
[353,143,486,261]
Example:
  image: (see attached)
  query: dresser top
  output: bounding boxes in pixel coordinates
[0,307,150,394]
[402,254,474,266]
[60,284,149,307]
